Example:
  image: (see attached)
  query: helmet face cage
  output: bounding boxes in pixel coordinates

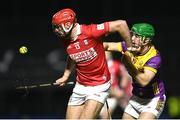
[52,8,76,34]
[52,24,66,37]
[131,23,155,43]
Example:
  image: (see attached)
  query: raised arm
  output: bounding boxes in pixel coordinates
[109,20,132,47]
[103,42,124,54]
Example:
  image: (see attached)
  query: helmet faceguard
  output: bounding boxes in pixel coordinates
[131,23,155,43]
[52,8,76,36]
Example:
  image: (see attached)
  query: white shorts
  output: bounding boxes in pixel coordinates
[101,98,117,113]
[68,81,111,105]
[124,94,166,118]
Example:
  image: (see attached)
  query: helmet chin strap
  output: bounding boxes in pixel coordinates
[61,23,75,40]
[140,36,146,42]
[141,37,152,46]
[61,23,73,33]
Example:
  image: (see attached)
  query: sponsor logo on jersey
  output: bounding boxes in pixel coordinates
[69,47,97,62]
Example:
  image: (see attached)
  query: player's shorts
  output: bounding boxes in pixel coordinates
[68,81,111,105]
[124,94,166,118]
[101,97,117,113]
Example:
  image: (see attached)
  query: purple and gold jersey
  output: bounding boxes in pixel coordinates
[117,42,165,99]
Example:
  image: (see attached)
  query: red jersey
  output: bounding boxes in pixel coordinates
[107,60,121,88]
[65,23,111,86]
[108,59,133,97]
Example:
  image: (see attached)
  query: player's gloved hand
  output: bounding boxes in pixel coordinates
[55,75,69,86]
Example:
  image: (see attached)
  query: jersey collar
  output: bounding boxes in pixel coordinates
[73,23,81,41]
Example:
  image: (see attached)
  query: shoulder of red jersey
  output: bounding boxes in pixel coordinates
[80,22,109,38]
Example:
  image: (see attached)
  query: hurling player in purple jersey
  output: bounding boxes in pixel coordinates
[103,23,166,119]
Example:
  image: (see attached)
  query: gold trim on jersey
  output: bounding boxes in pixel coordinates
[118,43,158,73]
[117,42,123,52]
[144,66,157,73]
[132,45,158,72]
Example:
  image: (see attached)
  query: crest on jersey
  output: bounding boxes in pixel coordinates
[97,23,104,30]
[83,39,88,45]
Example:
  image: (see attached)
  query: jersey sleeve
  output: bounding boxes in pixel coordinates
[90,22,109,39]
[117,41,127,52]
[144,54,161,73]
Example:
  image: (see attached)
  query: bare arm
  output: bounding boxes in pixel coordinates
[56,56,75,86]
[103,42,122,51]
[133,69,155,87]
[63,56,75,78]
[123,53,155,87]
[109,20,132,47]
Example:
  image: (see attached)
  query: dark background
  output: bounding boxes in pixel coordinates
[0,0,180,118]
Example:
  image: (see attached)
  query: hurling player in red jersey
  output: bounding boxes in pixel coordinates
[99,51,132,119]
[52,8,132,119]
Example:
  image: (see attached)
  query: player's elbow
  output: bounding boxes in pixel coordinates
[103,42,108,50]
[115,20,128,30]
[109,20,128,32]
[117,20,127,25]
[136,76,152,87]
